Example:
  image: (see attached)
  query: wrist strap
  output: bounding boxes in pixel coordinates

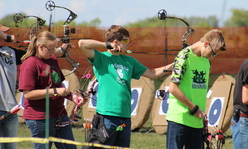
[4,34,12,42]
[105,42,113,49]
[190,105,199,115]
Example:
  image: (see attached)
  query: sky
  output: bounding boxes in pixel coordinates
[0,0,247,27]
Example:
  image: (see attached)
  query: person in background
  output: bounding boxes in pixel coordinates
[18,31,87,149]
[0,24,26,149]
[78,25,172,148]
[166,29,226,149]
[231,57,248,149]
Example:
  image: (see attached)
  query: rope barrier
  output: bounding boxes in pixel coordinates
[0,137,131,149]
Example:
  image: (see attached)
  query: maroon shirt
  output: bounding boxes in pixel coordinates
[19,55,67,120]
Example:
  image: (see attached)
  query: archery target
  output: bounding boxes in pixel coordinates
[152,75,171,134]
[83,78,99,121]
[61,69,80,118]
[131,88,142,116]
[157,86,169,115]
[207,97,225,127]
[130,76,155,130]
[206,74,235,133]
[87,81,98,109]
[62,80,69,107]
[15,91,25,123]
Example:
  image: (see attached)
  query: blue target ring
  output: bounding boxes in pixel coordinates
[209,99,222,125]
[161,92,169,114]
[131,89,139,113]
[91,84,98,107]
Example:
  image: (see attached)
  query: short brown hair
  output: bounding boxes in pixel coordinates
[105,25,129,42]
[200,29,226,51]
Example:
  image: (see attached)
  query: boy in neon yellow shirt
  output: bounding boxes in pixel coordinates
[166,29,226,149]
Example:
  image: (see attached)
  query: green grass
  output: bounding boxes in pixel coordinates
[16,75,235,149]
[16,116,234,149]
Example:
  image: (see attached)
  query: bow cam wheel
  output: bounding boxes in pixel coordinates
[158,9,167,20]
[45,0,55,11]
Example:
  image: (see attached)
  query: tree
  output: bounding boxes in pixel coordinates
[224,9,248,27]
[78,18,101,27]
[0,13,42,28]
[123,15,219,28]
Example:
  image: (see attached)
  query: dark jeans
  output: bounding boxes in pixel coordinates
[0,112,18,149]
[166,120,203,149]
[25,115,76,149]
[103,115,131,147]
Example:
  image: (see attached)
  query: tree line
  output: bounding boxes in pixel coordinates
[1,8,247,28]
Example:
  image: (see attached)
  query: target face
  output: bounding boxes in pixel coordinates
[19,93,25,107]
[158,86,170,115]
[131,88,142,116]
[88,81,98,108]
[62,81,69,106]
[207,97,225,126]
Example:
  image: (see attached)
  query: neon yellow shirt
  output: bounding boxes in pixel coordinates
[166,47,210,128]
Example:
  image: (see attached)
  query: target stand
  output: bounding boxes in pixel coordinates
[206,74,235,133]
[152,75,171,134]
[130,76,155,131]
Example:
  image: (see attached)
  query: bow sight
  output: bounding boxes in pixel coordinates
[61,25,75,43]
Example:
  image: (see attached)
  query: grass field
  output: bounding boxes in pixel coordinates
[17,116,234,149]
[16,75,235,149]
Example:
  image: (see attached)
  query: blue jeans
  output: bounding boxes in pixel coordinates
[166,121,203,149]
[0,111,18,149]
[25,115,76,149]
[231,116,248,149]
[103,115,131,147]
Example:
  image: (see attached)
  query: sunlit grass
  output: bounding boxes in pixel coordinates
[17,116,233,149]
[16,76,235,149]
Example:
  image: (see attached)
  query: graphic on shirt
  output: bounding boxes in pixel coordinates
[113,63,129,85]
[117,68,123,78]
[0,51,13,65]
[45,66,61,84]
[192,69,207,89]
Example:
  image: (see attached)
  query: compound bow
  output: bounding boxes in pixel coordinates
[13,13,46,46]
[45,0,80,76]
[157,9,194,49]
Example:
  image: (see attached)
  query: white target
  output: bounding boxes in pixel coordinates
[207,97,225,127]
[131,88,142,116]
[62,80,69,107]
[157,86,169,115]
[87,81,98,109]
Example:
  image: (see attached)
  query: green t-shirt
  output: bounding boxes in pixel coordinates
[89,50,147,118]
[166,47,210,128]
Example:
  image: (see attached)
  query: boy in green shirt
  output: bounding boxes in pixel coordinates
[78,25,172,148]
[166,29,226,149]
